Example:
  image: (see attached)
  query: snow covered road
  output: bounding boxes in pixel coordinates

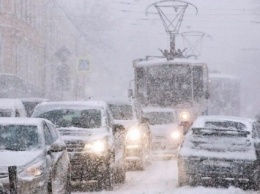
[72,159,258,194]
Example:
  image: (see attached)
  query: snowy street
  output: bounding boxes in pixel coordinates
[72,159,258,194]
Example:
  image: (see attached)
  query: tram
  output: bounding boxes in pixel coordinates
[130,57,209,130]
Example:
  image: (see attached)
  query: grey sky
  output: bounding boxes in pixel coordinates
[65,0,260,117]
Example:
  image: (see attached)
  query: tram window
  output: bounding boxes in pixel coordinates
[193,66,204,101]
[136,67,145,91]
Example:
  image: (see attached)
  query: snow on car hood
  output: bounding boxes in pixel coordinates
[0,150,43,169]
[150,123,178,137]
[114,119,138,129]
[58,127,109,142]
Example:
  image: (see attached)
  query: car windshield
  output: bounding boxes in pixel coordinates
[108,104,133,120]
[144,112,174,125]
[37,109,102,128]
[0,109,12,117]
[0,125,40,151]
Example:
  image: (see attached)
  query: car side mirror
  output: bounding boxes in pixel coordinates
[112,124,125,135]
[48,141,66,154]
[140,117,149,124]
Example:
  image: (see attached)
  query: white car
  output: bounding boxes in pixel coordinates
[108,101,151,170]
[178,116,260,189]
[32,101,125,191]
[0,118,71,194]
[0,99,27,117]
[142,107,183,159]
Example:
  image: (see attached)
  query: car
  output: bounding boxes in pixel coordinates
[0,118,71,194]
[0,99,27,117]
[20,98,49,117]
[142,107,183,159]
[178,115,260,189]
[107,101,151,170]
[31,101,126,191]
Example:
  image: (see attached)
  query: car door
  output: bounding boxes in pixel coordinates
[43,121,69,193]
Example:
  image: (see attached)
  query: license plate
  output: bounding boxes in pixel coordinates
[203,160,230,168]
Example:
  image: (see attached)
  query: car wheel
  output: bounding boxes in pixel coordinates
[47,179,52,194]
[178,170,189,187]
[104,165,115,191]
[136,154,146,171]
[116,165,126,184]
[65,173,71,194]
[97,162,115,191]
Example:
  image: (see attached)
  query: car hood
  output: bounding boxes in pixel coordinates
[150,123,178,136]
[0,150,43,169]
[58,127,109,142]
[114,119,138,129]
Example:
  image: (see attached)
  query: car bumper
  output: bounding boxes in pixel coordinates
[124,144,143,162]
[68,152,109,182]
[0,175,47,194]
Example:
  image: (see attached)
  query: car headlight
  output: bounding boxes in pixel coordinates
[84,139,107,154]
[126,129,141,141]
[21,161,44,177]
[180,111,191,122]
[171,130,182,140]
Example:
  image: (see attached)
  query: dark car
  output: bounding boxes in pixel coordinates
[108,101,151,170]
[0,118,71,194]
[178,116,260,189]
[32,101,125,191]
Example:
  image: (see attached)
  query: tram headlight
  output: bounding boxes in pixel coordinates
[126,129,141,141]
[180,111,191,122]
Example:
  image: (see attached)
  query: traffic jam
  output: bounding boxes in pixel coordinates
[0,0,260,194]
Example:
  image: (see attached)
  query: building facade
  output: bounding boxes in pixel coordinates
[0,0,88,100]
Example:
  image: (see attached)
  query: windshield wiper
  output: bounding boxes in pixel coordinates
[4,147,26,151]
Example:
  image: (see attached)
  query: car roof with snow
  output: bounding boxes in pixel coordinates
[0,117,48,126]
[0,98,24,108]
[142,107,176,113]
[32,101,107,116]
[192,115,255,131]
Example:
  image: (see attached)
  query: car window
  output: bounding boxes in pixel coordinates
[37,109,102,129]
[47,122,59,142]
[105,107,114,128]
[43,122,54,145]
[253,122,260,139]
[108,104,134,120]
[144,112,175,125]
[0,125,40,151]
[15,110,20,117]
